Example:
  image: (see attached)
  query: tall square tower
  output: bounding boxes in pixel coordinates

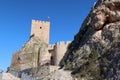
[30,20,50,44]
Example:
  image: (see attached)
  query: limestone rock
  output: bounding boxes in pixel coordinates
[91,0,120,30]
[10,36,50,71]
[60,0,120,80]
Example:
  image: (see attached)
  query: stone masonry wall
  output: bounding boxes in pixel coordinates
[49,41,71,66]
[30,20,50,44]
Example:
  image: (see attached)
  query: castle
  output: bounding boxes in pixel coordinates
[9,20,71,78]
[30,20,71,66]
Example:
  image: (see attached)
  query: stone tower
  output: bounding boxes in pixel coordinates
[30,20,50,44]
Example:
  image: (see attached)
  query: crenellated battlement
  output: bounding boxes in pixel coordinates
[48,41,71,52]
[55,41,71,46]
[48,44,55,50]
[32,20,50,25]
[66,41,71,45]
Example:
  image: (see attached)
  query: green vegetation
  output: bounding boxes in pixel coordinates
[90,48,98,60]
[60,60,65,67]
[90,69,102,80]
[64,62,73,70]
[71,48,103,79]
[80,69,87,78]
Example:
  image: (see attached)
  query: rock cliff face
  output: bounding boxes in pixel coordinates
[60,0,120,80]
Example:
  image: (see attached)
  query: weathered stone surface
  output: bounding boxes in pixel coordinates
[43,69,74,80]
[10,36,50,71]
[30,20,50,44]
[60,0,120,80]
[91,0,120,30]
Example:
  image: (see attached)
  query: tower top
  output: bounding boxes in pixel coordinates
[32,20,50,24]
[30,20,50,44]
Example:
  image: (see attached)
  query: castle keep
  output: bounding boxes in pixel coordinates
[30,20,50,44]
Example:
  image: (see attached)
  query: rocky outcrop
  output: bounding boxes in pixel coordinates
[10,36,50,71]
[91,0,120,30]
[60,0,120,80]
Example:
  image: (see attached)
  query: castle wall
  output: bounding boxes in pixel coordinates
[52,41,71,66]
[38,47,51,66]
[30,20,50,44]
[48,44,56,65]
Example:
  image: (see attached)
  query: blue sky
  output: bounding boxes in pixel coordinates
[0,0,97,71]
